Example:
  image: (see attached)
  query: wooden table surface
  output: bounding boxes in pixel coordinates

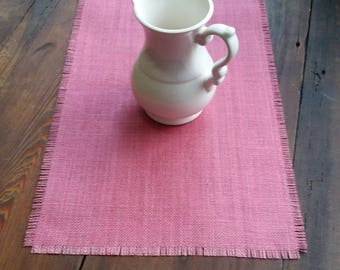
[0,0,339,269]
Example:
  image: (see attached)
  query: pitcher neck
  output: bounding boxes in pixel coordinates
[143,27,199,61]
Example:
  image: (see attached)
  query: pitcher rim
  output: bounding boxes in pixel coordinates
[132,0,214,34]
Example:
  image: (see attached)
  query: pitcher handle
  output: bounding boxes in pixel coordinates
[195,24,239,92]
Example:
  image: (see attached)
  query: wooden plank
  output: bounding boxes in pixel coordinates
[0,0,84,268]
[82,257,281,270]
[265,0,311,151]
[0,0,36,44]
[284,0,340,269]
[81,0,312,269]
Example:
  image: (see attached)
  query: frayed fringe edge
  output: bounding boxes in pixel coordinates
[258,0,307,253]
[27,245,300,259]
[24,0,86,246]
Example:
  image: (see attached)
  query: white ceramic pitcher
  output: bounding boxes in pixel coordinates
[131,0,239,125]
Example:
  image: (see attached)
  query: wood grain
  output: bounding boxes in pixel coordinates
[285,0,340,269]
[0,0,36,44]
[0,0,84,268]
[82,257,281,270]
[265,0,311,151]
[0,0,339,269]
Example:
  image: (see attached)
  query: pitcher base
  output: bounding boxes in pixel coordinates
[146,111,202,125]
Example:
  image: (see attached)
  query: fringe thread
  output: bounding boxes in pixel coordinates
[30,245,301,259]
[24,0,86,246]
[257,0,307,254]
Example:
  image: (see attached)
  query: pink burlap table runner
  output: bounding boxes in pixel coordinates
[25,0,307,258]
